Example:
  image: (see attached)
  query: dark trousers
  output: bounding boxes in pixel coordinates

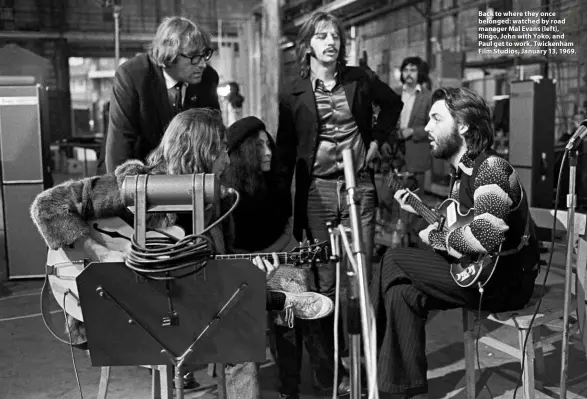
[275,173,377,394]
[370,247,538,395]
[306,174,377,294]
[274,318,344,395]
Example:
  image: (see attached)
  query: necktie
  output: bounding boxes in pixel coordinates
[168,82,182,115]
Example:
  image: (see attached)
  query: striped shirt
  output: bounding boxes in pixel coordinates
[311,78,366,177]
[422,152,522,258]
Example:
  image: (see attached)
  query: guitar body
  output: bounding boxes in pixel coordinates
[46,218,329,323]
[46,217,185,322]
[433,199,500,288]
[387,173,500,288]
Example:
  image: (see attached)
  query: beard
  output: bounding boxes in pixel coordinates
[431,124,463,159]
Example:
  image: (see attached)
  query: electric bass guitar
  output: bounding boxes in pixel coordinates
[45,217,330,322]
[387,173,500,288]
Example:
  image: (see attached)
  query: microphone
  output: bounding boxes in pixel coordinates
[565,120,587,151]
[120,173,236,208]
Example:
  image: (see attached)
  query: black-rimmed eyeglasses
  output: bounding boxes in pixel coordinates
[179,48,214,65]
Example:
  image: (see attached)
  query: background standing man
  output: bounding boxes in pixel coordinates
[385,56,432,191]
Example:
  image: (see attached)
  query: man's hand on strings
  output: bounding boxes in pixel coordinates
[253,253,280,281]
[394,188,421,215]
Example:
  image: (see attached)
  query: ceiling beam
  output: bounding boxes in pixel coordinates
[0,30,239,44]
[343,0,425,27]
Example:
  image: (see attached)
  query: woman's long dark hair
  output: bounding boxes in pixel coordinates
[296,11,347,79]
[223,130,288,199]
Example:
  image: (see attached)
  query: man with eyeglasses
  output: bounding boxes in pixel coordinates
[99,16,220,174]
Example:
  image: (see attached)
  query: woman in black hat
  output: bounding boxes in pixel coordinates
[223,116,334,399]
[223,116,294,253]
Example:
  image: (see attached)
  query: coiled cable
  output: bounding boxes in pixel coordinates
[124,189,240,280]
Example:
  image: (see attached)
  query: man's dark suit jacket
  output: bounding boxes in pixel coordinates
[99,53,220,173]
[400,87,433,173]
[276,66,403,236]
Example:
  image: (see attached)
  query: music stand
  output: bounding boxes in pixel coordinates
[77,260,265,395]
[76,173,265,399]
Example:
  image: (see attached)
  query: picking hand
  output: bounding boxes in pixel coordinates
[252,253,280,281]
[394,188,420,215]
[418,222,439,245]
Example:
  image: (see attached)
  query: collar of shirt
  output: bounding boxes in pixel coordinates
[455,151,475,176]
[162,68,181,90]
[402,83,422,94]
[162,68,188,106]
[311,71,338,92]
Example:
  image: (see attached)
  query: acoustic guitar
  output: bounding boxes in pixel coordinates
[45,217,329,322]
[387,173,500,288]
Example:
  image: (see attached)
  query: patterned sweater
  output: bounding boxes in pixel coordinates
[420,152,522,258]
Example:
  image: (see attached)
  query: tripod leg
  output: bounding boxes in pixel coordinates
[97,366,111,399]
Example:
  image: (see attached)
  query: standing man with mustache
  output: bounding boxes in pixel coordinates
[276,11,403,399]
[98,16,220,173]
[382,56,433,245]
[387,56,432,192]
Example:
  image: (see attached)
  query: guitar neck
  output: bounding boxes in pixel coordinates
[403,195,441,226]
[387,175,441,226]
[215,252,289,262]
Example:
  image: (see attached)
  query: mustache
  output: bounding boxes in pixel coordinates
[324,47,338,53]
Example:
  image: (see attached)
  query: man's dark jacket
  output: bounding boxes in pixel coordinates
[276,66,403,236]
[98,53,220,173]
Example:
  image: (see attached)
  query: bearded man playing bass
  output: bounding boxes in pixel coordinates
[370,87,541,398]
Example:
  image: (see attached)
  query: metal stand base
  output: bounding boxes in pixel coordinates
[96,283,247,399]
[560,149,579,399]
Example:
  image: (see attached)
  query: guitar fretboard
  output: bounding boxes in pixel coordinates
[215,253,290,263]
[386,174,442,226]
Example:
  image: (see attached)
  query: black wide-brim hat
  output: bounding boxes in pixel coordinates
[226,116,266,153]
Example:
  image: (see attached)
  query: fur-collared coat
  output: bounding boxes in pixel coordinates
[30,159,231,344]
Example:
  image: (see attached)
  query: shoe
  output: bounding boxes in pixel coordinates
[337,376,351,397]
[279,393,300,399]
[277,291,334,320]
[314,375,351,397]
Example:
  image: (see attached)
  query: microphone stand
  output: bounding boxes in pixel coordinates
[560,147,579,399]
[340,149,375,399]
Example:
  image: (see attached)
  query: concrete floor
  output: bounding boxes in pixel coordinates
[2,264,587,399]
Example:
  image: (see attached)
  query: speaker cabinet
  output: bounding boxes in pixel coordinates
[509,79,556,209]
[0,84,48,279]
